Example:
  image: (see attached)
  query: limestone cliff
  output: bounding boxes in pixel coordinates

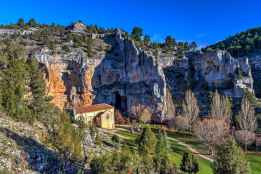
[26,27,259,119]
[165,50,254,115]
[92,30,168,122]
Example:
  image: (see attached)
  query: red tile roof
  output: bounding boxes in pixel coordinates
[75,103,113,114]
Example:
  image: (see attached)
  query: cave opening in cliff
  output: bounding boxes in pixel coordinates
[114,91,127,113]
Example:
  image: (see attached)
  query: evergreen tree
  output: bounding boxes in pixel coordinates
[0,42,32,121]
[143,35,151,46]
[28,59,50,120]
[213,138,250,174]
[28,18,38,27]
[131,26,143,42]
[0,58,31,120]
[136,126,157,173]
[155,129,176,174]
[165,36,176,48]
[111,134,120,148]
[180,152,199,174]
[136,126,157,156]
[17,18,25,28]
[189,42,198,51]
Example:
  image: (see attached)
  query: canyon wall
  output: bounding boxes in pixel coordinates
[32,28,259,120]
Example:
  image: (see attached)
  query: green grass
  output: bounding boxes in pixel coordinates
[247,154,261,174]
[112,126,261,174]
[166,130,209,155]
[114,127,214,174]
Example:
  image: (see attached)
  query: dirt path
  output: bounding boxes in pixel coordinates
[114,126,213,162]
[168,136,213,162]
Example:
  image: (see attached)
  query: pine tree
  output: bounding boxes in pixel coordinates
[28,18,38,27]
[131,27,143,42]
[17,18,25,28]
[213,138,250,174]
[180,152,199,174]
[155,129,176,174]
[28,59,51,120]
[136,126,157,173]
[136,126,157,156]
[0,58,31,120]
[165,36,176,48]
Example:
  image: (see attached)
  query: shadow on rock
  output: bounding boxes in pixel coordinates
[0,127,81,174]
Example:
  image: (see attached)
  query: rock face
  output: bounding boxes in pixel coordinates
[165,50,254,115]
[0,114,80,173]
[248,51,261,98]
[92,30,168,121]
[67,22,87,33]
[32,28,257,119]
[33,29,171,121]
[35,48,94,109]
[191,51,253,95]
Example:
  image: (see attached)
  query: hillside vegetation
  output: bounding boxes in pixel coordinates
[206,27,261,57]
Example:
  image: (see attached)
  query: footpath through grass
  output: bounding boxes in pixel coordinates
[112,126,261,174]
[114,127,213,174]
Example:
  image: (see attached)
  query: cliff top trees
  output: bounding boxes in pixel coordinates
[131,26,143,42]
[207,27,261,57]
[28,18,38,27]
[143,35,151,46]
[17,18,25,28]
[164,35,176,49]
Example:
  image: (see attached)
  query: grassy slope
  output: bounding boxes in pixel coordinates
[114,128,213,174]
[113,127,261,174]
[247,154,261,174]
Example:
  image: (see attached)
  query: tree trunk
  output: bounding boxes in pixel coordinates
[244,132,247,152]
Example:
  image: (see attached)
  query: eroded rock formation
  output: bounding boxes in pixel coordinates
[92,30,168,122]
[165,50,254,115]
[32,29,258,120]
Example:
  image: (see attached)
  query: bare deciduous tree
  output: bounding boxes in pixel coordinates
[174,116,190,131]
[165,88,176,120]
[238,96,256,151]
[194,118,229,156]
[182,89,199,132]
[210,90,231,122]
[235,130,256,149]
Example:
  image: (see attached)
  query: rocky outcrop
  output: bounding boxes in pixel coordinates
[31,28,258,119]
[92,30,168,122]
[67,22,87,33]
[248,51,261,98]
[0,114,66,173]
[35,48,94,109]
[165,50,254,115]
[191,51,253,96]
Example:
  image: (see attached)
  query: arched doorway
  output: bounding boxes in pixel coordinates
[114,91,127,113]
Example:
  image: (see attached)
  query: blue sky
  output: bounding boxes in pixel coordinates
[0,0,260,46]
